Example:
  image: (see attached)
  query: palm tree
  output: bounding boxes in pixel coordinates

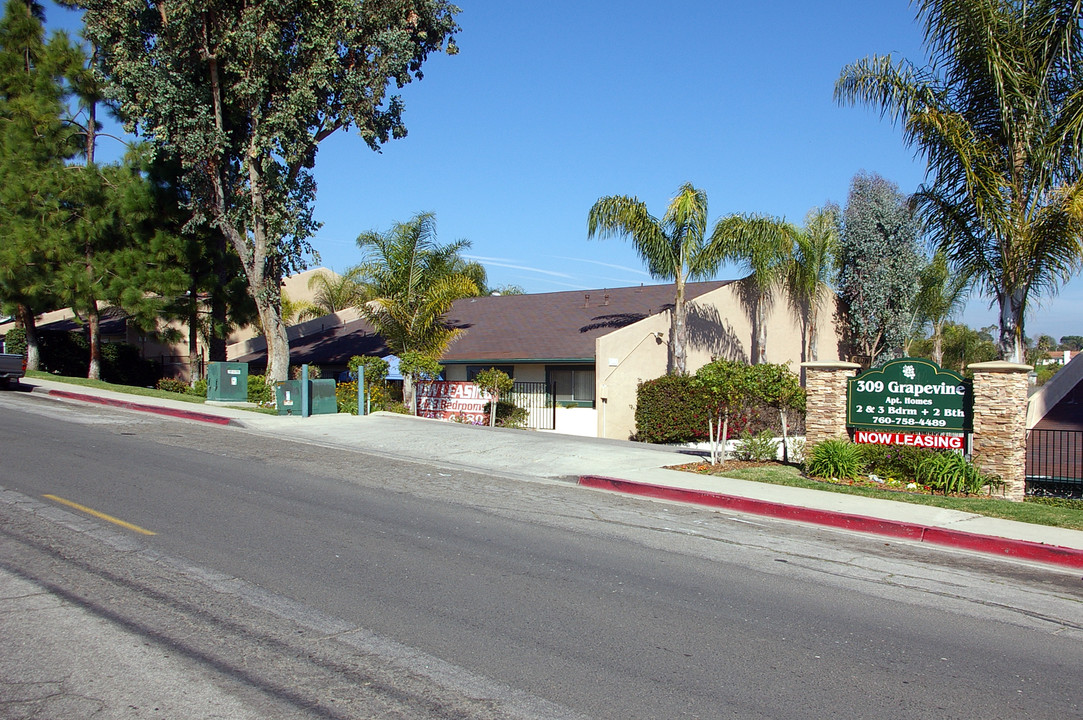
[297,267,368,321]
[587,183,727,375]
[355,212,479,359]
[710,214,797,364]
[836,0,1083,363]
[914,251,971,366]
[784,205,839,362]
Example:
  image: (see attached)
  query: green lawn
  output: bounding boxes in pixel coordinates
[684,462,1083,531]
[24,370,278,414]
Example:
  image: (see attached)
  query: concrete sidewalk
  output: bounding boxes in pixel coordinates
[19,376,1083,569]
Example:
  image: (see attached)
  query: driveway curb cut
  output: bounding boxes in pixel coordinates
[578,475,1083,570]
[46,389,234,426]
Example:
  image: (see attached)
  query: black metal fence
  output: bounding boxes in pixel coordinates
[511,381,555,430]
[1026,429,1083,498]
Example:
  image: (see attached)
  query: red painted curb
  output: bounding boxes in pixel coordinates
[48,389,233,426]
[579,475,1083,570]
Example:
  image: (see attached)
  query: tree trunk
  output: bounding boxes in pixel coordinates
[404,375,416,414]
[932,321,944,366]
[719,412,730,466]
[779,408,789,463]
[208,233,229,362]
[755,296,768,364]
[84,92,100,381]
[999,288,1026,364]
[15,304,40,371]
[187,278,201,384]
[256,289,289,383]
[87,300,101,380]
[671,275,688,375]
[808,305,819,362]
[203,47,290,383]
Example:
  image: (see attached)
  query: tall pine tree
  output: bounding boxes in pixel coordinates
[0,0,77,370]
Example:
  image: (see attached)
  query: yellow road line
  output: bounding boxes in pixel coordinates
[43,494,156,536]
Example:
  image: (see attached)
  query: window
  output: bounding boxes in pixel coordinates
[466,365,515,381]
[548,365,595,406]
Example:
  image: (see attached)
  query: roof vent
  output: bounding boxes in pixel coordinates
[603,292,610,306]
[583,293,590,308]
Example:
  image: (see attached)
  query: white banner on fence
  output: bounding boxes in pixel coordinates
[416,381,490,423]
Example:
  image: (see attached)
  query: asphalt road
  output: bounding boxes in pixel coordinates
[2,390,1082,719]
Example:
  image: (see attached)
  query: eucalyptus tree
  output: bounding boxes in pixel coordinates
[837,172,922,366]
[588,183,727,375]
[836,0,1083,363]
[710,213,797,364]
[79,0,460,382]
[785,205,840,362]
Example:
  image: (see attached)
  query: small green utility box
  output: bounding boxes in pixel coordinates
[275,380,302,415]
[206,362,248,402]
[275,379,338,416]
[310,379,338,415]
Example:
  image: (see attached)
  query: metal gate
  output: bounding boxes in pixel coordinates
[1026,429,1083,498]
[510,381,555,430]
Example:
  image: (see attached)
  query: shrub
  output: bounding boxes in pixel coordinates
[247,374,274,405]
[156,377,190,394]
[193,378,208,397]
[787,437,807,465]
[915,452,1000,496]
[635,374,713,443]
[348,355,390,384]
[484,399,528,429]
[100,342,160,387]
[290,364,322,379]
[634,371,805,445]
[2,326,26,356]
[383,401,411,414]
[805,439,864,480]
[857,443,935,481]
[336,380,359,414]
[337,379,396,414]
[368,381,398,409]
[33,331,158,385]
[734,429,779,462]
[38,330,89,377]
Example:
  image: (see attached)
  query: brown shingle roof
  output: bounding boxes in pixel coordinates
[234,280,733,368]
[439,281,731,363]
[234,318,388,369]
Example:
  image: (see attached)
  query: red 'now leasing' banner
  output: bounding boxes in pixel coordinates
[416,381,490,423]
[854,430,964,450]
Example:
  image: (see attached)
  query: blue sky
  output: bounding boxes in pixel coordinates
[47,1,1081,341]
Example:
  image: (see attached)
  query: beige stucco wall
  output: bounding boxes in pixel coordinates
[595,284,840,440]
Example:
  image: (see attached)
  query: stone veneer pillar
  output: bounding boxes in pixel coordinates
[801,361,862,448]
[968,361,1032,502]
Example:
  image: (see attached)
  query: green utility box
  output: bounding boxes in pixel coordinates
[275,379,338,416]
[309,379,338,415]
[275,380,302,415]
[206,362,248,402]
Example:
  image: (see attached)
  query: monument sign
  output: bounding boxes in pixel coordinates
[846,358,972,440]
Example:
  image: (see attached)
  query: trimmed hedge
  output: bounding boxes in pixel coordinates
[635,371,805,444]
[33,330,159,387]
[634,375,713,443]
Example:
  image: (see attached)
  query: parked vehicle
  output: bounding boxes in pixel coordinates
[0,352,26,389]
